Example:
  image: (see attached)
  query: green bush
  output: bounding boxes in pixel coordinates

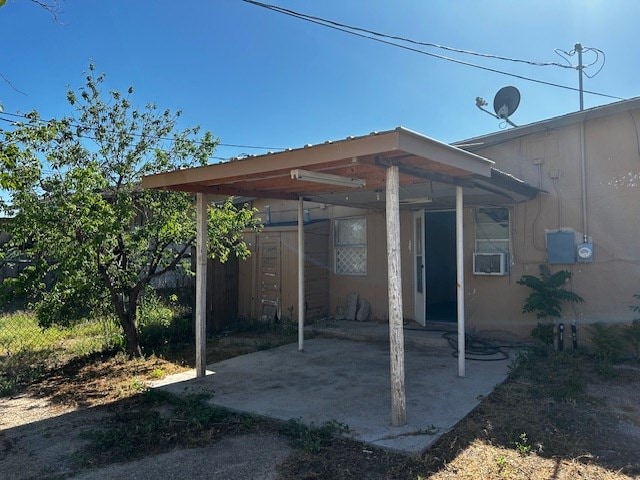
[517,266,584,321]
[530,322,555,346]
[629,294,640,360]
[509,348,586,402]
[626,319,640,360]
[137,293,192,349]
[588,322,625,370]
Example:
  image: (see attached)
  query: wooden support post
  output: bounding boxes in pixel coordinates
[456,186,466,378]
[386,165,406,426]
[297,196,305,351]
[195,193,208,378]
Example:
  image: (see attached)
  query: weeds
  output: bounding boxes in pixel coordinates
[588,323,625,375]
[128,378,148,394]
[514,432,532,456]
[254,339,274,351]
[627,319,640,361]
[0,311,122,357]
[0,312,122,396]
[509,347,586,402]
[79,391,251,466]
[137,293,192,349]
[626,294,640,360]
[279,418,349,452]
[234,316,297,337]
[149,368,166,379]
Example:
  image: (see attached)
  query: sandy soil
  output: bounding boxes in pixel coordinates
[0,393,292,480]
[1,352,639,480]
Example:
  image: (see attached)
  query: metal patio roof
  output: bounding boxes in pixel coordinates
[142,126,540,207]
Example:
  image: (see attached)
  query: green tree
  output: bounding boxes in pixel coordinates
[0,65,258,356]
[517,265,584,321]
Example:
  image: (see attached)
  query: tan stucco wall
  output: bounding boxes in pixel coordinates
[465,108,640,334]
[242,200,413,322]
[238,109,640,335]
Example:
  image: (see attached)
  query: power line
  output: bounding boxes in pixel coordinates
[241,0,624,101]
[243,0,575,70]
[0,111,286,152]
[555,45,606,79]
[0,115,241,164]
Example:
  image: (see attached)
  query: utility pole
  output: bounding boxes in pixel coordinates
[575,42,584,111]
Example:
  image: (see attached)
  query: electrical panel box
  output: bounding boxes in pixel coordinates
[546,231,576,264]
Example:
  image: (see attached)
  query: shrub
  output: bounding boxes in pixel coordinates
[589,322,625,368]
[517,266,584,321]
[509,348,586,402]
[626,319,640,360]
[629,294,640,360]
[530,322,555,346]
[137,293,192,349]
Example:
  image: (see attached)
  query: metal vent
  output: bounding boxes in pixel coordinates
[473,253,507,275]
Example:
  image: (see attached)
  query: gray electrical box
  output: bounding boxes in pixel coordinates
[546,231,576,264]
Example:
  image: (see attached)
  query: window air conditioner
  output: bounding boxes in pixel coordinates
[473,252,508,275]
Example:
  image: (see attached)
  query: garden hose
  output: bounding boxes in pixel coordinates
[442,331,510,362]
[404,326,511,361]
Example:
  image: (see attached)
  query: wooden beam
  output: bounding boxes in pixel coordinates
[456,186,466,378]
[375,157,475,188]
[195,193,208,378]
[174,183,301,201]
[298,197,305,351]
[386,165,406,427]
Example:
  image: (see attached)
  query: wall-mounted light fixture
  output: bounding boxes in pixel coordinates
[290,169,366,188]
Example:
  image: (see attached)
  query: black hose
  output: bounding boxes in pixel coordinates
[442,331,510,361]
[403,325,510,361]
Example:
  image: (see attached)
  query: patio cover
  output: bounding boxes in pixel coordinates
[141,127,538,207]
[141,126,539,427]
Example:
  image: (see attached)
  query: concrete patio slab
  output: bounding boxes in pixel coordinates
[153,333,511,455]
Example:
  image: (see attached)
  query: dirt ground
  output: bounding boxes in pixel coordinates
[1,342,640,480]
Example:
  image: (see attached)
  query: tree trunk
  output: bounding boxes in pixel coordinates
[107,282,143,358]
[121,312,143,358]
[113,294,143,358]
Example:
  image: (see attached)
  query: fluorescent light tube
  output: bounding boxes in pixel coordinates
[290,169,366,188]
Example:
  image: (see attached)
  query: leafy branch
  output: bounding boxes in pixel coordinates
[517,265,584,321]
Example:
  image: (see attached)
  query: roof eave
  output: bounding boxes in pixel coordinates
[455,96,640,151]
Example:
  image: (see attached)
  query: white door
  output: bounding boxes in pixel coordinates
[413,210,426,326]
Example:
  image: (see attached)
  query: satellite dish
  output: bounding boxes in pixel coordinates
[475,86,520,127]
[493,86,520,120]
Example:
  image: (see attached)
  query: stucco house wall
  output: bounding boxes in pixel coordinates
[234,101,639,336]
[463,105,640,333]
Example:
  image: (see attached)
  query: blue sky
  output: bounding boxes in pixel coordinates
[1,0,638,160]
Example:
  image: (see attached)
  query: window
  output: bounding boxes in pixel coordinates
[475,207,510,254]
[334,217,367,275]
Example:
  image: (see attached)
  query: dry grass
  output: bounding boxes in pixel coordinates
[4,324,640,479]
[23,351,188,408]
[277,350,640,479]
[428,440,632,480]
